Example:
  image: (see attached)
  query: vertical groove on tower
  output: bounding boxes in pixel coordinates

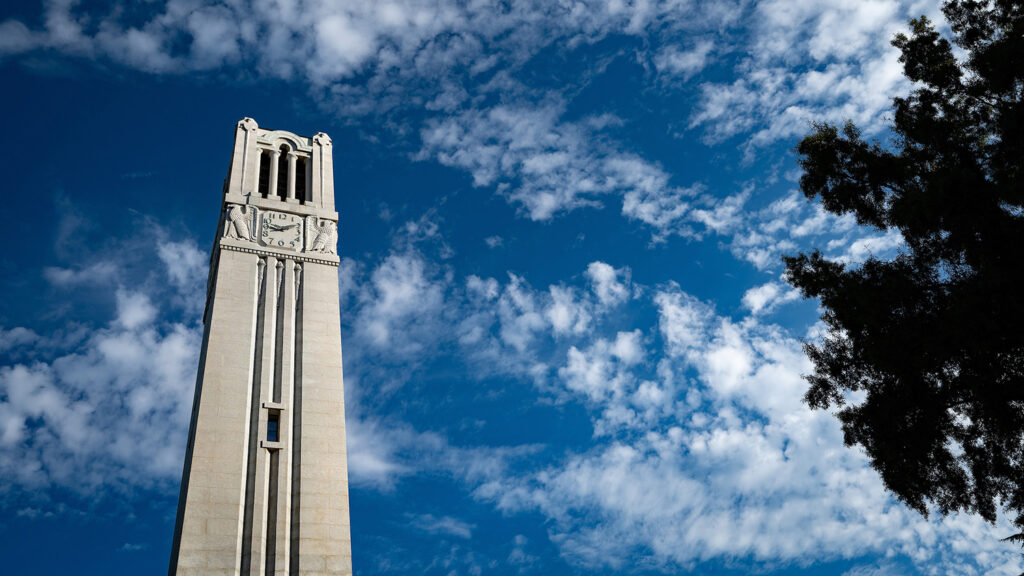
[290,263,304,575]
[265,450,279,575]
[274,260,285,403]
[242,256,275,574]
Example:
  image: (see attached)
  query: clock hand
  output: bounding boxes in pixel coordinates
[267,223,298,231]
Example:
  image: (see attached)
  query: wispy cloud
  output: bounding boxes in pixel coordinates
[409,514,475,539]
[419,101,707,238]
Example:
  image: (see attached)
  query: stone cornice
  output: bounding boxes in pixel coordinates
[218,239,340,267]
[223,193,339,221]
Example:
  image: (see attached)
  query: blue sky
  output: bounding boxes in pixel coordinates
[0,0,1020,574]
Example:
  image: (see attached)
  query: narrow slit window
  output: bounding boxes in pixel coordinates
[267,413,280,443]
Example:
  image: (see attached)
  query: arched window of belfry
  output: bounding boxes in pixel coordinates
[295,156,308,203]
[257,149,271,197]
[276,144,290,201]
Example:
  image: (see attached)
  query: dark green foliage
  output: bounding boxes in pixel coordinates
[784,0,1024,538]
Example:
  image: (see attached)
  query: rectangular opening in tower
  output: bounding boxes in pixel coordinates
[267,412,280,442]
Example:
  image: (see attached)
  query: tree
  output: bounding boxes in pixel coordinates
[784,0,1024,540]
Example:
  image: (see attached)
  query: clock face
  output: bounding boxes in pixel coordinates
[260,211,303,251]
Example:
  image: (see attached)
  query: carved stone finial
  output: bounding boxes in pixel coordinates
[313,132,332,147]
[238,117,258,132]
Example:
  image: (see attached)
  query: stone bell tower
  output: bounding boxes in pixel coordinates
[169,118,351,576]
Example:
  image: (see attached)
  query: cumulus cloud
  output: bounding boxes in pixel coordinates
[559,330,644,404]
[741,280,800,315]
[6,209,1019,574]
[585,261,632,307]
[338,246,1015,572]
[0,268,201,499]
[354,250,447,356]
[470,281,1023,573]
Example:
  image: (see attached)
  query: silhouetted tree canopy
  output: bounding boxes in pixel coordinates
[784,0,1024,542]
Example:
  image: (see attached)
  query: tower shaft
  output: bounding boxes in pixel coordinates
[170,118,351,576]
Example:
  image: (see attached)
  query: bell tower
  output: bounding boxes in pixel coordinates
[169,118,351,576]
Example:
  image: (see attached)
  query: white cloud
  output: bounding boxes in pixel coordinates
[654,38,714,80]
[157,239,207,315]
[409,514,475,539]
[0,0,943,250]
[0,295,200,495]
[653,287,714,357]
[585,261,632,307]
[558,330,643,404]
[841,229,905,264]
[114,290,157,330]
[43,261,119,287]
[689,189,749,235]
[472,281,1023,574]
[7,210,1020,574]
[419,102,702,236]
[741,281,799,315]
[690,0,939,151]
[345,416,411,490]
[507,534,538,566]
[0,327,39,353]
[354,251,446,357]
[546,286,590,336]
[0,218,212,502]
[704,189,895,272]
[0,0,730,100]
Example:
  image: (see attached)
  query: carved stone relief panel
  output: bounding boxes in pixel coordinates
[224,204,259,242]
[224,204,337,256]
[305,216,337,255]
